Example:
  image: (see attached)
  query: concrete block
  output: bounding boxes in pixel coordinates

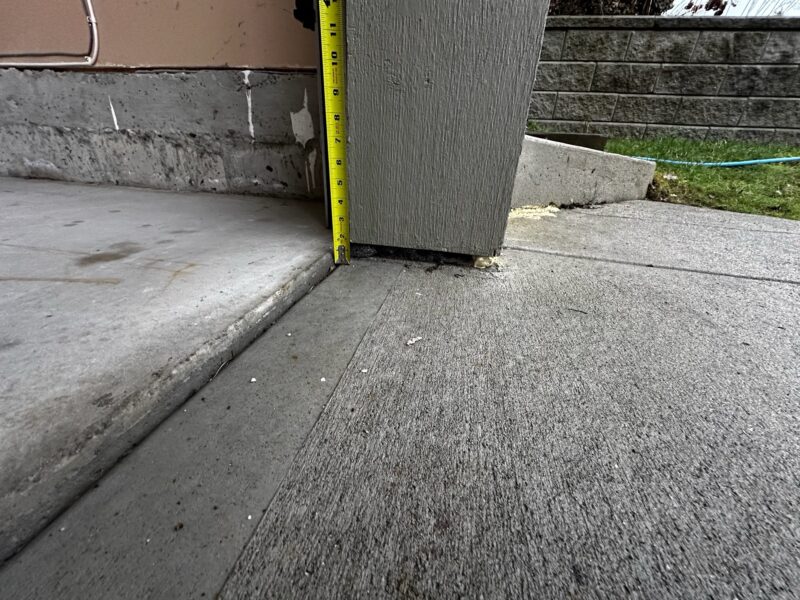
[0,69,112,130]
[644,124,709,140]
[0,69,318,144]
[761,32,800,63]
[0,125,318,198]
[772,128,800,145]
[546,15,800,33]
[740,98,800,128]
[591,63,660,93]
[534,61,596,92]
[718,65,800,97]
[626,31,699,63]
[511,135,654,208]
[586,121,647,138]
[539,30,565,61]
[654,65,727,95]
[562,30,631,61]
[529,92,558,119]
[530,120,588,133]
[706,127,776,143]
[553,92,617,121]
[673,97,747,126]
[612,94,681,124]
[690,31,769,63]
[0,68,322,198]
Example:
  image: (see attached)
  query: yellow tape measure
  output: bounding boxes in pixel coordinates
[318,0,350,264]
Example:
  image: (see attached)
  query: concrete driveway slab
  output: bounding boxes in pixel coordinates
[0,178,331,561]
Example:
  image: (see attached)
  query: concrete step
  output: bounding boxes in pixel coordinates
[511,134,655,208]
[0,178,331,561]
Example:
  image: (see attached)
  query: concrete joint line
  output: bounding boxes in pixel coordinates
[570,211,800,236]
[503,244,800,286]
[213,259,405,599]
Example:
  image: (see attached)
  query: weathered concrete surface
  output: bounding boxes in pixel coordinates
[506,200,800,283]
[347,0,549,256]
[222,203,799,598]
[0,260,403,599]
[0,177,331,561]
[532,17,800,144]
[0,69,322,198]
[511,135,655,208]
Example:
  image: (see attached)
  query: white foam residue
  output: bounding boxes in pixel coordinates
[508,205,560,220]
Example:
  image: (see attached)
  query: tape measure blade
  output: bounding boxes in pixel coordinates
[318,0,350,265]
[315,8,332,229]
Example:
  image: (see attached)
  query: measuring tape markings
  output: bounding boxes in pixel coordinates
[318,0,350,264]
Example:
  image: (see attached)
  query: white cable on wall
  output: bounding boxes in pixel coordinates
[0,0,98,68]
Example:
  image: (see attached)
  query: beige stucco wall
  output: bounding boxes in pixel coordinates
[0,0,317,69]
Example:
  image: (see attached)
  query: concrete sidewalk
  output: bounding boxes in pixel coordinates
[2,200,798,598]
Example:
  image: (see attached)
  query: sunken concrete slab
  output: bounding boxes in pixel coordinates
[511,135,655,208]
[0,177,331,561]
[222,203,800,598]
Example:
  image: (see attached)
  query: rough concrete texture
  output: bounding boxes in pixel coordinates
[222,202,799,598]
[511,135,655,208]
[0,69,322,198]
[347,0,548,256]
[0,260,403,599]
[0,177,331,561]
[532,17,800,144]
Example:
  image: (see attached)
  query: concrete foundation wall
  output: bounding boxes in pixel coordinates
[531,17,800,144]
[0,69,323,198]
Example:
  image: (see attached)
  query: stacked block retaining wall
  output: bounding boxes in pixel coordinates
[531,17,800,144]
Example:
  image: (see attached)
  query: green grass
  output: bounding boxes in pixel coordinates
[607,138,800,220]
